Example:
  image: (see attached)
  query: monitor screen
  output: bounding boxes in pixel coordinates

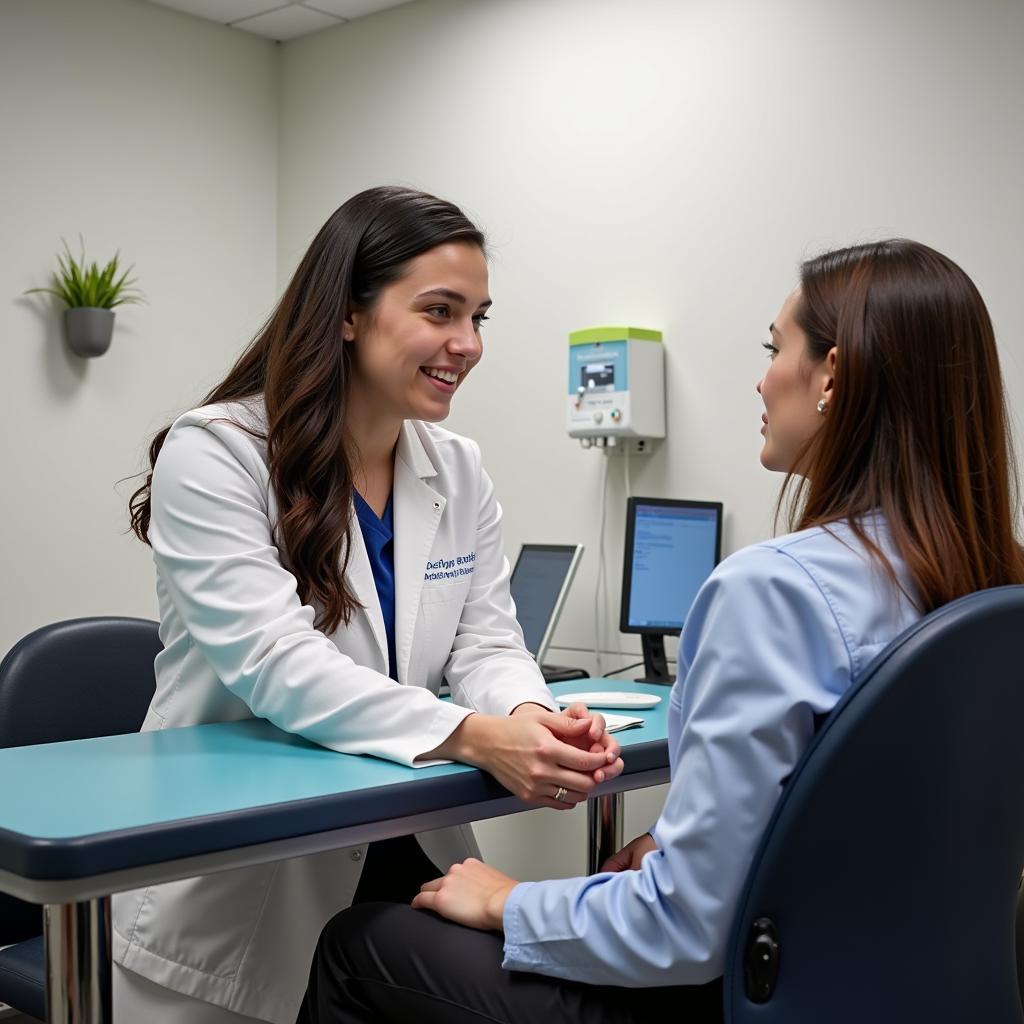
[509,545,582,659]
[620,498,723,635]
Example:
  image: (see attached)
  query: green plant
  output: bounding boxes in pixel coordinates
[25,238,144,309]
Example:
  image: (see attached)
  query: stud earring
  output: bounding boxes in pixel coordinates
[816,399,828,414]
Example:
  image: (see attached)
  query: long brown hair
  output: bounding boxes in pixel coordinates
[781,239,1024,612]
[129,186,485,632]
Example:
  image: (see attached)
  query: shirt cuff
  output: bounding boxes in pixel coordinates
[408,701,476,768]
[500,881,533,968]
[495,684,557,716]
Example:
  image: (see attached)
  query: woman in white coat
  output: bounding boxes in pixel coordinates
[117,186,622,1024]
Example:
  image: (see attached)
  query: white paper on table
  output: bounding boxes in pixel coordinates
[603,714,644,733]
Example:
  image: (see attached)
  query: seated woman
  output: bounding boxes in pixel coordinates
[299,238,1024,1024]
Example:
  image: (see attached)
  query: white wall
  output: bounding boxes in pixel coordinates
[0,0,279,656]
[277,0,1024,877]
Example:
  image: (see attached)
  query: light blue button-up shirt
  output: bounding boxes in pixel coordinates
[502,516,921,987]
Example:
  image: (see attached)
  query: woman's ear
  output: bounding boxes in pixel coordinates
[341,313,356,343]
[343,305,370,343]
[822,345,837,399]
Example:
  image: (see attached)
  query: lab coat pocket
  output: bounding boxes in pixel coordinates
[118,864,278,980]
[419,583,470,690]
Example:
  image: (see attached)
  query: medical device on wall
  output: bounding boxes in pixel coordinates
[567,326,665,449]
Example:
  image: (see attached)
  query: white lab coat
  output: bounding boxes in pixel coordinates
[112,399,555,1023]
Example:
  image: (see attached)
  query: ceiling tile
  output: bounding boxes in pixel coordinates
[302,0,411,19]
[234,4,343,40]
[148,0,284,24]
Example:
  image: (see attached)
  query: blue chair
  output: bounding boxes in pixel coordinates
[725,585,1024,1023]
[0,616,160,1022]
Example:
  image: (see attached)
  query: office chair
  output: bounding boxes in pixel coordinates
[0,616,160,1022]
[725,585,1024,1023]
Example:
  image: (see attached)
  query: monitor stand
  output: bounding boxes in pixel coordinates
[639,634,674,685]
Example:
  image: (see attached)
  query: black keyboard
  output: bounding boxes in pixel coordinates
[540,664,589,683]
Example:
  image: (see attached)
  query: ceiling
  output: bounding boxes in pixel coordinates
[146,0,414,42]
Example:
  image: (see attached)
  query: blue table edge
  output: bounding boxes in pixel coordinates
[0,680,671,882]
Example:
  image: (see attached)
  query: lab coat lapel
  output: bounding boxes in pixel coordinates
[393,422,445,685]
[345,506,389,672]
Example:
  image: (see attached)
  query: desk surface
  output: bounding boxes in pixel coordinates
[0,680,671,898]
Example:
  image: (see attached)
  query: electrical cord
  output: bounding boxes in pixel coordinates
[602,658,678,678]
[602,660,645,678]
[593,452,610,676]
[548,644,648,657]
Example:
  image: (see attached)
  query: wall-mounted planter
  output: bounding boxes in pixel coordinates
[64,307,115,358]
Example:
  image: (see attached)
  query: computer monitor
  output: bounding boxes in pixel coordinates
[509,544,584,666]
[620,497,723,683]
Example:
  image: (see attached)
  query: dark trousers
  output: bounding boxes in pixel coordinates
[295,833,445,1023]
[348,832,443,906]
[300,898,725,1024]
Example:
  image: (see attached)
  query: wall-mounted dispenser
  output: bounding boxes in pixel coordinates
[567,326,665,449]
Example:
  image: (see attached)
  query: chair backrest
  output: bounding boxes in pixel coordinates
[725,585,1024,1024]
[0,616,160,748]
[0,616,160,943]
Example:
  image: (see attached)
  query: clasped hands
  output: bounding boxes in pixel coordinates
[424,701,624,809]
[486,701,624,807]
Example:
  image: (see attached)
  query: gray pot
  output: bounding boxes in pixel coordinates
[64,307,115,358]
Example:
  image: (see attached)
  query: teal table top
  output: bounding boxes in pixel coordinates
[0,679,670,884]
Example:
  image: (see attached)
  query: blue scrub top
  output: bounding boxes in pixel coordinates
[353,490,397,681]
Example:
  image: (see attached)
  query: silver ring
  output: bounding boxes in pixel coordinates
[554,786,568,802]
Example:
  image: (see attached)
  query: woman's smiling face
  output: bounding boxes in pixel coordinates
[344,241,491,425]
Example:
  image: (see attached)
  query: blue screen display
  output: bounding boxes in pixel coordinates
[627,505,719,631]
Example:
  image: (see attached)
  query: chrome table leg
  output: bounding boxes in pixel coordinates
[44,896,112,1023]
[587,792,624,874]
